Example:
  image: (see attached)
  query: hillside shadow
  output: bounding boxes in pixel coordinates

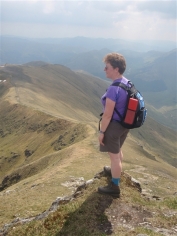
[54,174,115,236]
[56,191,114,236]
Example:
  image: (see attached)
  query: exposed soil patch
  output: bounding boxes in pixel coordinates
[106,201,152,232]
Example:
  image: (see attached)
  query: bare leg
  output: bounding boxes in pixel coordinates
[108,151,122,179]
[120,149,123,163]
[98,151,121,197]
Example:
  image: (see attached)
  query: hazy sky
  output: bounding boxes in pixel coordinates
[1,0,177,41]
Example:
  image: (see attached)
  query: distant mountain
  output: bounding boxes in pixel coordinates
[127,49,177,130]
[64,48,111,80]
[63,49,167,80]
[1,36,176,65]
[1,36,77,65]
[28,36,177,52]
[24,61,50,67]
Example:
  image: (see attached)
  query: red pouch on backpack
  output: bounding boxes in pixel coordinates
[124,98,138,124]
[124,110,136,124]
[128,98,138,111]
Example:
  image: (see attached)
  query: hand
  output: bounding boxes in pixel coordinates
[98,133,104,146]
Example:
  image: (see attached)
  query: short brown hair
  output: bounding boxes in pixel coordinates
[103,53,126,74]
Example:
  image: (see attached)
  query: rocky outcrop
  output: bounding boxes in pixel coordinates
[0,170,176,236]
[0,174,99,235]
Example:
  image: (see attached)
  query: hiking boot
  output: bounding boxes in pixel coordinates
[98,182,120,198]
[103,166,112,177]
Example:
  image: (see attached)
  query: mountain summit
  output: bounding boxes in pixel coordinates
[0,63,176,235]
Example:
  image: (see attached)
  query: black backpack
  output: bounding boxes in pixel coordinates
[99,81,147,129]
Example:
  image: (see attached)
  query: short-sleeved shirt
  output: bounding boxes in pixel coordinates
[101,77,129,121]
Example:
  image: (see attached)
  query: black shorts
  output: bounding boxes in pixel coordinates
[99,121,129,154]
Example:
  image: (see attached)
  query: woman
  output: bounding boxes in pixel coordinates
[98,52,129,198]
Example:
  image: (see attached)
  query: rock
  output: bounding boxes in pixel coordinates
[86,179,94,185]
[73,191,82,198]
[75,182,86,192]
[24,149,34,157]
[61,177,85,189]
[152,195,162,201]
[49,196,73,212]
[0,169,172,236]
[124,172,142,192]
[94,170,104,179]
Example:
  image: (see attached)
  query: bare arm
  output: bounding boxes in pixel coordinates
[99,98,115,145]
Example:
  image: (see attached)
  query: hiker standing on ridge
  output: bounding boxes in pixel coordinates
[98,53,129,197]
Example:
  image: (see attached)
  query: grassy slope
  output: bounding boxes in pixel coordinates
[0,64,177,235]
[131,116,177,167]
[2,64,107,122]
[0,101,87,183]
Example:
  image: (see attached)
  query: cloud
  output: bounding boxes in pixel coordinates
[42,1,55,14]
[135,0,176,19]
[1,0,176,41]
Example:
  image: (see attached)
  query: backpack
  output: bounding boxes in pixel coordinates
[99,81,147,130]
[112,81,147,129]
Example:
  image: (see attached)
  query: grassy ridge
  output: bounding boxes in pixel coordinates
[1,64,176,168]
[2,64,108,122]
[0,101,87,187]
[0,63,177,235]
[0,101,176,232]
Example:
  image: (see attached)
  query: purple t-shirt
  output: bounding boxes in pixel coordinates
[101,77,129,121]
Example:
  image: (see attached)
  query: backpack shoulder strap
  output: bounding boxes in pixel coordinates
[112,82,130,91]
[112,81,138,97]
[110,81,131,121]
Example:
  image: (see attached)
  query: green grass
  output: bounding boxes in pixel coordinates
[0,64,177,235]
[0,101,87,186]
[161,197,177,209]
[5,175,177,236]
[0,101,177,234]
